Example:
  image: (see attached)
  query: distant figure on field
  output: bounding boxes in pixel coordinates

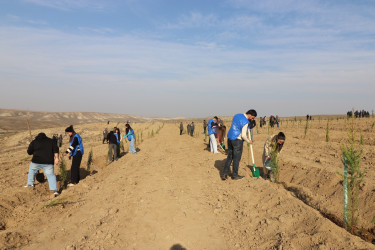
[25,133,59,197]
[190,122,195,136]
[218,118,224,127]
[179,122,183,135]
[124,124,136,154]
[103,128,108,144]
[222,110,257,180]
[269,115,276,128]
[187,123,191,136]
[306,114,310,121]
[203,120,207,134]
[208,116,219,154]
[275,115,280,128]
[262,132,285,182]
[63,125,84,186]
[58,134,63,148]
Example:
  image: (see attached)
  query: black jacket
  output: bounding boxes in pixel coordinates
[107,131,119,145]
[27,133,59,164]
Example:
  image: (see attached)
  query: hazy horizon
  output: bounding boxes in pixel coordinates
[1,0,374,117]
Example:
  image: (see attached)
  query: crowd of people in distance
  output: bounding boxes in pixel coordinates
[259,115,280,128]
[347,110,371,118]
[52,134,63,147]
[179,122,196,136]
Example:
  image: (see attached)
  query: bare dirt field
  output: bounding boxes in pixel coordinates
[0,117,374,249]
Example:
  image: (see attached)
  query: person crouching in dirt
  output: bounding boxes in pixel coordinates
[124,124,136,154]
[25,133,59,197]
[222,110,257,180]
[262,132,285,182]
[63,125,84,187]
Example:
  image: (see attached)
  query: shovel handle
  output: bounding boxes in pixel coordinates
[247,129,255,165]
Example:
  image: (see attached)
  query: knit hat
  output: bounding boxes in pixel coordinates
[65,125,74,133]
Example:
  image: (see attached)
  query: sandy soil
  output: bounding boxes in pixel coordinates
[0,118,374,249]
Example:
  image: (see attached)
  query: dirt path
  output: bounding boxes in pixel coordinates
[1,123,374,249]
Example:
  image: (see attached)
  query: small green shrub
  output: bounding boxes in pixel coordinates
[341,117,365,233]
[87,149,93,171]
[42,196,68,209]
[326,120,330,142]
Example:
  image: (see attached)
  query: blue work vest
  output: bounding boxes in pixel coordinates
[207,119,215,135]
[70,133,84,156]
[114,133,120,145]
[126,129,135,141]
[227,114,250,140]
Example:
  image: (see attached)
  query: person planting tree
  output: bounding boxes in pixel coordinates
[124,124,136,154]
[262,132,285,182]
[25,132,60,197]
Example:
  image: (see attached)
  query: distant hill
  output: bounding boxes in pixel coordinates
[0,109,152,132]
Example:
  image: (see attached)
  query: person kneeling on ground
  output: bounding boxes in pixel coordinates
[63,125,84,186]
[25,133,59,197]
[222,109,257,180]
[262,132,285,182]
[124,124,136,154]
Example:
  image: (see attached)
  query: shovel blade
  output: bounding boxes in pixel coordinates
[251,164,260,177]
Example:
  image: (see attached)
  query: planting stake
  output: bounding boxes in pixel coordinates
[344,156,348,229]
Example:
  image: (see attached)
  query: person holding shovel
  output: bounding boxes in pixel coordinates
[63,125,84,186]
[262,132,285,182]
[222,110,257,180]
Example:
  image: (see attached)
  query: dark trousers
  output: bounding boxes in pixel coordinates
[190,129,194,136]
[108,143,117,161]
[71,151,82,184]
[180,129,183,135]
[223,139,243,177]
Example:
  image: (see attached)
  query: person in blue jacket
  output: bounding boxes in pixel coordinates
[222,110,257,180]
[63,125,84,186]
[207,116,219,153]
[124,124,136,154]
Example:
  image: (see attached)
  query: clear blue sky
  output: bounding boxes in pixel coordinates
[0,0,374,117]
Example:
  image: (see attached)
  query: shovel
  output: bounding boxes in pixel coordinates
[248,130,260,177]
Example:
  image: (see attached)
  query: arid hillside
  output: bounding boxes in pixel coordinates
[0,109,153,132]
